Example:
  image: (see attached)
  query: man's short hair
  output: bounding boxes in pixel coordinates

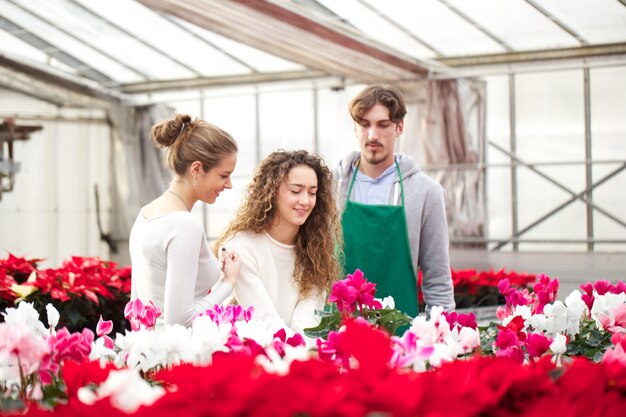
[348,84,407,124]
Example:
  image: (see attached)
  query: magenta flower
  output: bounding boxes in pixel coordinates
[96,315,114,349]
[345,269,381,309]
[580,282,595,312]
[195,304,254,326]
[96,315,113,337]
[328,280,358,313]
[39,327,93,385]
[533,274,559,314]
[526,333,553,359]
[593,279,613,295]
[124,299,162,331]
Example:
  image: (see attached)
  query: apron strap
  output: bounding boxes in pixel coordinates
[346,156,405,206]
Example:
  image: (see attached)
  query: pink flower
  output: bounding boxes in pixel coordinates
[533,274,559,314]
[593,279,612,295]
[196,304,254,326]
[0,323,49,376]
[39,327,93,385]
[96,315,113,337]
[602,342,626,366]
[526,333,553,359]
[328,280,358,313]
[598,304,626,334]
[124,299,162,331]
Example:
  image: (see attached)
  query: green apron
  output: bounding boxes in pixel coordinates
[341,159,419,318]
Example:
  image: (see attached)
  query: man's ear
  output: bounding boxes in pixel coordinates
[397,120,404,136]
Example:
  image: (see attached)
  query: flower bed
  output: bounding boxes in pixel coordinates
[1,255,625,415]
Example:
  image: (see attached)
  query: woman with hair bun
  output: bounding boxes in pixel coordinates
[130,114,241,328]
[214,150,342,335]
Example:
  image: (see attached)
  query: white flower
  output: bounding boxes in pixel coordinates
[502,305,532,328]
[377,296,395,310]
[2,302,47,337]
[235,319,281,346]
[550,333,567,355]
[256,344,309,375]
[45,304,60,331]
[78,369,165,413]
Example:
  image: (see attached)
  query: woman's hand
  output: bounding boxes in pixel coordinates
[220,248,241,285]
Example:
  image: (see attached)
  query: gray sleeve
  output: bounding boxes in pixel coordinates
[419,185,456,314]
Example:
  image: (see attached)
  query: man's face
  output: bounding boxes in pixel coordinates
[354,103,404,168]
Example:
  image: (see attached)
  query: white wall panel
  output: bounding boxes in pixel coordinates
[0,91,112,268]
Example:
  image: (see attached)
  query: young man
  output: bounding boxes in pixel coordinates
[335,84,455,317]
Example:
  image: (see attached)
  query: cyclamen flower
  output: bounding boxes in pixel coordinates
[328,280,358,313]
[526,333,553,359]
[345,269,381,310]
[0,322,49,378]
[96,315,114,349]
[124,299,162,331]
[45,304,60,331]
[78,368,165,413]
[597,304,626,334]
[40,327,94,384]
[195,304,254,326]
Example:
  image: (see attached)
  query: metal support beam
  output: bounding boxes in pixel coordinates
[491,161,626,250]
[0,15,113,84]
[438,43,626,67]
[490,141,626,230]
[525,0,589,46]
[119,69,329,94]
[583,68,593,251]
[508,74,519,250]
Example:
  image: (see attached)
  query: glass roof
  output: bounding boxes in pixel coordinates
[0,0,624,96]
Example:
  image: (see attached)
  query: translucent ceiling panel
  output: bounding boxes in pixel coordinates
[315,0,438,59]
[66,0,245,81]
[363,0,509,56]
[0,28,47,62]
[536,0,626,44]
[447,0,580,51]
[174,18,305,73]
[1,0,142,83]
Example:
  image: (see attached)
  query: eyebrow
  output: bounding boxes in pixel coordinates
[288,183,318,189]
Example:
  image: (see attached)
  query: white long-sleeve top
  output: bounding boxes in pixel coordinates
[224,231,325,334]
[129,211,233,328]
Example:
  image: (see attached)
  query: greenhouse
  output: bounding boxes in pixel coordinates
[1,0,625,415]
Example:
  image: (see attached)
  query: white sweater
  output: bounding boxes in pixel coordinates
[129,211,232,328]
[225,231,325,334]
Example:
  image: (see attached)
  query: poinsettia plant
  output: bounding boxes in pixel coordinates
[0,254,131,334]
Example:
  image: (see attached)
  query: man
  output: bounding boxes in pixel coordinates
[335,84,455,317]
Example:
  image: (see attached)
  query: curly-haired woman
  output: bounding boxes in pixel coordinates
[214,150,342,334]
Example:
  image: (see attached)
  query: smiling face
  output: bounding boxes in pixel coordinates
[354,103,404,169]
[196,152,237,204]
[274,165,318,229]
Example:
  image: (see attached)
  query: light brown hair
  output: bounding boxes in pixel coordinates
[349,84,407,124]
[215,150,342,296]
[151,113,237,175]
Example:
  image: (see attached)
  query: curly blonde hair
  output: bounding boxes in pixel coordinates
[215,150,342,296]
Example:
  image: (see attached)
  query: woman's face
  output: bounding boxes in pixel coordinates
[275,165,318,228]
[196,152,237,204]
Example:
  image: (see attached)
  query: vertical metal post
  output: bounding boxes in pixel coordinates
[200,90,209,233]
[480,83,489,249]
[255,88,261,164]
[313,87,319,154]
[508,74,519,251]
[584,68,594,251]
